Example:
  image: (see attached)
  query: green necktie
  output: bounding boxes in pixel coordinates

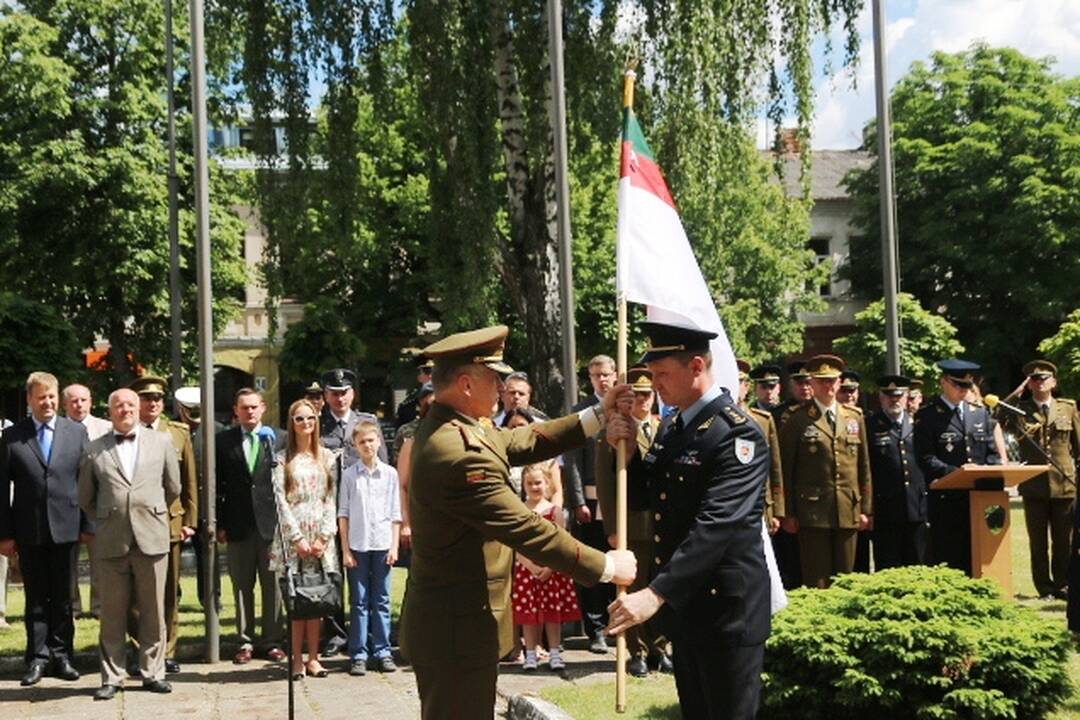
[246,432,260,473]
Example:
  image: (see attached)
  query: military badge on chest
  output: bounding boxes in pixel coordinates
[644,442,663,466]
[675,449,701,466]
[803,425,820,454]
[941,431,959,454]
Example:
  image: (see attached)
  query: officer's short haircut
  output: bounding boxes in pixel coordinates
[26,371,59,394]
[352,420,381,440]
[233,387,263,406]
[432,357,475,391]
[588,355,615,371]
[670,351,713,370]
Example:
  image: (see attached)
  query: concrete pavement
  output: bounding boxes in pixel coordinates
[0,641,623,719]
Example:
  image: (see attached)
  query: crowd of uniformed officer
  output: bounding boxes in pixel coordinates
[743,354,1080,600]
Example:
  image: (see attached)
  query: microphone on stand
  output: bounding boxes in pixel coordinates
[983,394,1027,417]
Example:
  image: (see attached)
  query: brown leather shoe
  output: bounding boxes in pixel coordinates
[266,647,286,662]
[233,648,253,665]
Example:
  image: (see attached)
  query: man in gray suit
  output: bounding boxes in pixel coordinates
[0,371,90,686]
[79,388,180,700]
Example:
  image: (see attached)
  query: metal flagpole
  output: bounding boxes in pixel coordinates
[189,0,219,663]
[872,0,902,374]
[165,0,183,400]
[547,0,578,414]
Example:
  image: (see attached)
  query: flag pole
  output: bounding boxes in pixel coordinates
[614,66,636,716]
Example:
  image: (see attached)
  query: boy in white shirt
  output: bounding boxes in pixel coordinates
[338,421,402,676]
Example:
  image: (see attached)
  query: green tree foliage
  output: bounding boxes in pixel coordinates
[0,293,82,391]
[1038,309,1080,398]
[0,3,246,391]
[834,293,964,390]
[218,0,864,411]
[763,566,1072,720]
[844,45,1080,386]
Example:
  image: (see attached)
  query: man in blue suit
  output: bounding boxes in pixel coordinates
[0,371,90,686]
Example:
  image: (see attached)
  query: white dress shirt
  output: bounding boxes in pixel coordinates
[114,425,140,479]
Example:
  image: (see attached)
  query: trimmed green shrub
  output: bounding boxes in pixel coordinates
[761,566,1072,720]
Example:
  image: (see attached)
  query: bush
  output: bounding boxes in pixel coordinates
[761,566,1072,720]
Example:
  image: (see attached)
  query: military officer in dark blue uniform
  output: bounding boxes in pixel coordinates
[868,375,929,568]
[914,359,1001,574]
[606,322,770,720]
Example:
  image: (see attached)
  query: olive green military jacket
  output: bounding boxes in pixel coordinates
[400,401,608,668]
[154,419,198,542]
[595,415,658,542]
[748,407,785,521]
[1002,395,1080,500]
[778,401,872,528]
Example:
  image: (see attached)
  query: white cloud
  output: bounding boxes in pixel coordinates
[810,0,1080,149]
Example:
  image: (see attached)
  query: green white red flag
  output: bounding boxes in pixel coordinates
[615,105,740,393]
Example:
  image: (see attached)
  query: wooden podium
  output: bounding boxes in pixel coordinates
[930,465,1048,596]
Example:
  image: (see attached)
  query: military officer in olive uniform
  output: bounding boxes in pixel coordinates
[606,323,771,720]
[400,325,635,720]
[778,354,872,588]
[774,359,813,427]
[914,359,1001,574]
[595,367,671,677]
[129,376,198,674]
[999,360,1079,598]
[868,375,929,569]
[737,361,785,533]
[749,364,782,413]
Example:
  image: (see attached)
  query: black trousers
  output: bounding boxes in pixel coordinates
[852,530,872,573]
[19,541,75,666]
[671,635,764,719]
[771,529,802,589]
[928,490,971,574]
[873,520,929,570]
[572,502,612,639]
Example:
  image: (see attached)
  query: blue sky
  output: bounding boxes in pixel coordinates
[795,0,1080,149]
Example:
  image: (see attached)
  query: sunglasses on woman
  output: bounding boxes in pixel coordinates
[293,415,317,423]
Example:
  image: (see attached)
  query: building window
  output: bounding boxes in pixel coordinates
[809,236,832,298]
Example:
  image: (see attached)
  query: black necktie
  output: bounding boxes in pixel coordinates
[669,414,683,436]
[1042,403,1050,418]
[826,409,836,428]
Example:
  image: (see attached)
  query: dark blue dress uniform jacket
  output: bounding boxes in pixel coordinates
[867,411,927,523]
[629,393,771,647]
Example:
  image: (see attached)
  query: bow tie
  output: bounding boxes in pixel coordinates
[115,433,136,443]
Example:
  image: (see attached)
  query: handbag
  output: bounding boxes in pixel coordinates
[279,562,342,620]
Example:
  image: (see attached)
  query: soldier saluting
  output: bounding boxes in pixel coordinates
[400,325,635,720]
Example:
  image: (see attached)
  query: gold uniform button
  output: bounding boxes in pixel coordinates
[654,534,661,543]
[655,557,662,565]
[710,588,718,595]
[659,492,667,501]
[654,513,661,521]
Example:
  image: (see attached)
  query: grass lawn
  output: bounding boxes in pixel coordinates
[0,549,408,659]
[539,499,1080,719]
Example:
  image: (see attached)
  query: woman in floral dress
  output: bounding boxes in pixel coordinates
[269,399,338,679]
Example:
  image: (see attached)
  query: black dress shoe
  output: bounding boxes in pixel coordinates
[52,658,80,681]
[627,656,649,678]
[21,663,46,686]
[95,685,121,701]
[588,635,609,654]
[656,653,674,674]
[165,659,181,674]
[143,679,173,694]
[127,659,142,678]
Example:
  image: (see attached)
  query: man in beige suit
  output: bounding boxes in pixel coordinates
[78,389,180,701]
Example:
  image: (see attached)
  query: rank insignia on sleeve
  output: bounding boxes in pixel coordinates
[735,438,755,464]
[697,416,715,432]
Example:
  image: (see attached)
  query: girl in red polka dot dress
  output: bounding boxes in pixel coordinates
[512,463,581,671]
